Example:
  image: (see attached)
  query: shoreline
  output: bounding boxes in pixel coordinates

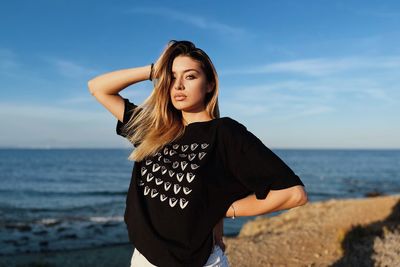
[1,193,399,267]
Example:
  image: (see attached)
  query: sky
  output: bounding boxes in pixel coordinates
[1,0,399,149]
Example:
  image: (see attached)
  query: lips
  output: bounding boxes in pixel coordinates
[174,93,187,101]
[174,93,187,98]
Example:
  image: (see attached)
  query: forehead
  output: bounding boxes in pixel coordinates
[172,56,201,73]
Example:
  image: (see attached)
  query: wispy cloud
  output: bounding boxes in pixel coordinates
[59,81,151,106]
[273,105,335,121]
[222,56,400,76]
[360,10,400,18]
[223,92,336,121]
[0,102,122,148]
[338,3,400,19]
[61,96,94,104]
[226,77,398,106]
[42,56,99,78]
[125,7,246,36]
[0,102,100,120]
[55,59,97,78]
[220,57,399,122]
[0,49,99,83]
[0,48,22,77]
[362,88,393,102]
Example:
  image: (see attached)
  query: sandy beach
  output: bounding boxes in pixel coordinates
[1,194,399,267]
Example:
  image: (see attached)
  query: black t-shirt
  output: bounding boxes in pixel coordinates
[116,97,305,267]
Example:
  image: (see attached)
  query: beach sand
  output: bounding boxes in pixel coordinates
[1,194,399,267]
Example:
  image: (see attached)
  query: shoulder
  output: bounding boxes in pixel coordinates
[123,98,139,113]
[216,117,250,142]
[217,117,265,147]
[218,117,248,132]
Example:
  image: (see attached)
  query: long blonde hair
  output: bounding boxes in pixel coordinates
[122,40,220,162]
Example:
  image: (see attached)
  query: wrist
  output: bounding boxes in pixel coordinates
[226,204,236,219]
[149,63,154,81]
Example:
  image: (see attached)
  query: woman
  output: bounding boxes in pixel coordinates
[88,40,308,267]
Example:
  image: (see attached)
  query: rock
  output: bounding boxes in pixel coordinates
[224,194,400,266]
[33,230,48,236]
[39,240,49,246]
[365,191,384,197]
[60,234,78,239]
[5,223,32,232]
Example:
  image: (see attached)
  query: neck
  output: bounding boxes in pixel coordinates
[181,112,212,126]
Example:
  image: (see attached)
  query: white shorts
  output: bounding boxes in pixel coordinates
[130,244,230,267]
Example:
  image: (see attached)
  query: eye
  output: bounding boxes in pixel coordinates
[186,75,196,79]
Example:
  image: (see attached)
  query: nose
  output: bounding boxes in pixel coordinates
[174,77,184,90]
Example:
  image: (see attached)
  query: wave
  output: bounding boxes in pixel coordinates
[88,216,124,223]
[34,215,124,224]
[2,215,124,227]
[0,200,123,213]
[0,188,127,197]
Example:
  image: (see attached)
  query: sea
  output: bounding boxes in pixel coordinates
[0,148,399,255]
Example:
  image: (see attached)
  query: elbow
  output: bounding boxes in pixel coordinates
[87,79,96,96]
[292,186,308,207]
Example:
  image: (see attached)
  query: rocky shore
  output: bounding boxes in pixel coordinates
[1,194,399,267]
[224,194,400,267]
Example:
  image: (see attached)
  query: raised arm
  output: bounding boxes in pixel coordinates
[87,65,152,122]
[226,185,308,218]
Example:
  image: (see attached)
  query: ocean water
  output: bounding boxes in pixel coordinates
[0,148,399,255]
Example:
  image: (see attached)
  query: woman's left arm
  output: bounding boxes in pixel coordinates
[226,185,308,217]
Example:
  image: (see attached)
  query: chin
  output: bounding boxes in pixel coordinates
[172,101,189,110]
[172,102,182,109]
[172,100,201,112]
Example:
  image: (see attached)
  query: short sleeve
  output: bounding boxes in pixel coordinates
[219,118,305,200]
[116,97,138,138]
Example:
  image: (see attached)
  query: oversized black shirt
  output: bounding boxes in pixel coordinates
[116,98,305,267]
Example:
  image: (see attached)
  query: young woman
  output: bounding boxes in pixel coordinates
[88,40,308,267]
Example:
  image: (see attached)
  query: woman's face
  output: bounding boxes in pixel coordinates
[169,55,212,113]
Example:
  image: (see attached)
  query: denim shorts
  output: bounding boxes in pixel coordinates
[130,244,230,267]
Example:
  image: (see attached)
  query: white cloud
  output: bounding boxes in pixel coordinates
[42,57,99,78]
[125,7,246,36]
[218,55,400,122]
[272,105,335,121]
[363,88,392,102]
[222,56,400,76]
[55,59,97,78]
[0,102,126,148]
[0,49,100,84]
[340,4,400,19]
[0,48,22,77]
[61,96,94,104]
[60,82,152,105]
[219,56,399,124]
[0,102,99,120]
[0,48,19,69]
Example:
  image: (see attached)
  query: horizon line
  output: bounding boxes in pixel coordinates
[0,147,399,150]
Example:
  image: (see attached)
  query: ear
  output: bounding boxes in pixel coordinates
[206,82,214,93]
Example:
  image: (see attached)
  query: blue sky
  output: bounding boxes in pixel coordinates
[1,1,399,149]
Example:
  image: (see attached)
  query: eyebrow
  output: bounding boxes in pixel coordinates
[172,69,200,74]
